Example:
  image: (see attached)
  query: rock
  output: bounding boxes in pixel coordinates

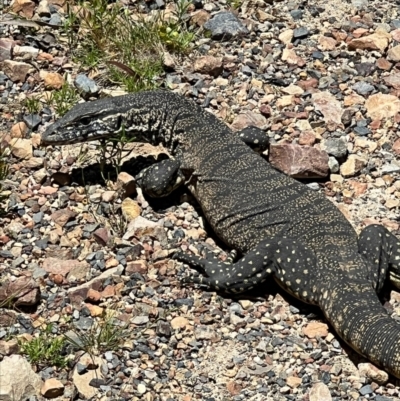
[230,111,268,131]
[309,382,332,401]
[72,354,104,399]
[171,316,190,329]
[281,84,304,96]
[293,27,309,39]
[36,0,51,16]
[376,57,392,70]
[0,355,43,400]
[0,38,15,62]
[358,363,389,385]
[0,339,19,355]
[126,260,148,275]
[388,45,400,62]
[123,216,162,240]
[352,81,374,95]
[312,91,343,129]
[74,74,99,97]
[23,114,42,130]
[204,11,249,41]
[41,378,64,398]
[303,322,329,338]
[40,71,65,89]
[0,277,40,306]
[340,155,367,177]
[50,208,77,227]
[287,376,302,388]
[318,36,337,51]
[86,288,101,302]
[279,29,294,44]
[85,304,104,317]
[393,138,400,155]
[365,93,400,120]
[10,0,35,18]
[9,138,32,159]
[385,199,399,209]
[298,131,316,146]
[348,29,391,52]
[191,9,210,27]
[193,56,223,77]
[10,121,28,138]
[3,60,32,82]
[320,138,347,158]
[269,143,329,178]
[121,198,142,221]
[117,172,136,197]
[383,72,400,89]
[42,258,89,277]
[67,266,122,306]
[281,48,305,67]
[93,227,111,246]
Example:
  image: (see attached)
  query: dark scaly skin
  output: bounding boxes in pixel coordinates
[42,90,400,377]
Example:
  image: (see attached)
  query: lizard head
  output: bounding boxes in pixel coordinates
[41,96,128,145]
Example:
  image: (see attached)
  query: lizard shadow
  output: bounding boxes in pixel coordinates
[68,153,170,186]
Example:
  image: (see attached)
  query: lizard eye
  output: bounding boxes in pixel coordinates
[80,117,91,126]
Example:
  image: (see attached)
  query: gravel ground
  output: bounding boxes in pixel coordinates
[1,0,400,400]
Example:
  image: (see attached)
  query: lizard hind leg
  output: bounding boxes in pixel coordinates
[358,224,400,291]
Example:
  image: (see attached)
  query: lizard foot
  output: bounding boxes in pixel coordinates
[173,250,236,291]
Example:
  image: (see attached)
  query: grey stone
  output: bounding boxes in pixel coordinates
[352,81,374,95]
[74,74,99,96]
[321,138,347,158]
[204,12,249,41]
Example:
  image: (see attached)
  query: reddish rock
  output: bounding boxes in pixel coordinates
[259,104,272,117]
[297,78,318,90]
[117,172,136,197]
[383,72,400,89]
[193,56,223,77]
[298,131,316,146]
[2,60,32,82]
[50,208,77,227]
[231,111,268,131]
[0,278,40,307]
[318,36,337,51]
[376,58,392,70]
[348,30,391,52]
[348,180,368,197]
[393,138,400,155]
[42,258,89,277]
[86,288,101,303]
[126,260,148,275]
[191,9,210,27]
[11,0,35,18]
[93,227,111,246]
[269,143,329,178]
[0,38,14,62]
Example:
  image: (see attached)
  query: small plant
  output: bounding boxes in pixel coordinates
[19,324,67,368]
[0,137,10,216]
[64,311,130,356]
[227,0,242,9]
[46,82,80,117]
[23,97,42,114]
[62,0,196,92]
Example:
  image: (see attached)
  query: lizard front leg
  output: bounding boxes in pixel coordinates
[135,159,185,197]
[174,237,319,304]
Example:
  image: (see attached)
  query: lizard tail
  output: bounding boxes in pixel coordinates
[321,280,400,378]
